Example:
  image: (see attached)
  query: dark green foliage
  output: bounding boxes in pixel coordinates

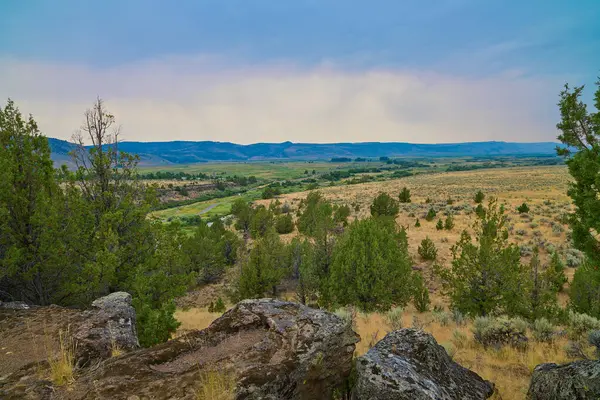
[446,197,454,205]
[425,197,432,204]
[287,238,319,305]
[232,198,252,233]
[555,80,600,317]
[261,186,281,199]
[237,229,287,299]
[418,237,437,260]
[333,204,351,226]
[569,261,600,319]
[370,192,399,218]
[415,218,421,227]
[0,99,194,347]
[444,214,455,230]
[438,199,526,317]
[329,218,412,312]
[275,213,294,234]
[249,205,274,238]
[475,203,485,218]
[474,190,485,204]
[425,207,437,221]
[297,192,333,238]
[213,297,226,313]
[412,272,431,312]
[436,219,444,230]
[517,203,530,213]
[524,247,560,321]
[547,252,568,292]
[398,187,411,203]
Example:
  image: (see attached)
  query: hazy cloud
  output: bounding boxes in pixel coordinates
[0,57,561,144]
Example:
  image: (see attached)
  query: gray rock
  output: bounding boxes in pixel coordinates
[73,291,139,367]
[353,329,494,400]
[528,360,600,399]
[0,301,30,309]
[55,298,358,399]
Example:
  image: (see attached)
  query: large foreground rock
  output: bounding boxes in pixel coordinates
[353,329,494,400]
[0,292,138,379]
[73,292,139,367]
[2,298,359,399]
[528,360,600,399]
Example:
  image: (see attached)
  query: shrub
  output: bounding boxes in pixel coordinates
[275,214,294,234]
[425,207,437,221]
[568,311,600,340]
[436,219,444,230]
[452,309,467,326]
[425,197,432,204]
[213,297,226,313]
[418,237,437,260]
[444,215,455,230]
[531,318,556,343]
[414,218,421,227]
[446,197,454,205]
[475,203,485,218]
[412,272,430,312]
[370,192,399,218]
[472,316,529,350]
[517,203,530,213]
[398,187,411,203]
[451,329,468,349]
[516,229,527,236]
[474,190,485,204]
[588,330,600,356]
[432,309,451,326]
[565,248,585,268]
[384,308,404,331]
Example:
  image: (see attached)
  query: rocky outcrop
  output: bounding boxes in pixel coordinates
[1,298,359,400]
[527,360,600,399]
[73,292,139,367]
[353,329,494,400]
[0,292,138,380]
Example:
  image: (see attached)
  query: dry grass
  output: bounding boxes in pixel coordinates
[353,305,579,400]
[47,328,76,386]
[196,369,236,400]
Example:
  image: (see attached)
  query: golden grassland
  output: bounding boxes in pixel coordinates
[175,165,580,400]
[175,299,584,400]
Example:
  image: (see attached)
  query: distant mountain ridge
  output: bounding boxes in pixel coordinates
[48,137,559,166]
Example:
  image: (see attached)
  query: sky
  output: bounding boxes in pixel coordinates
[0,0,599,144]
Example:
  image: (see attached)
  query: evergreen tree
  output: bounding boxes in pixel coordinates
[249,205,274,238]
[275,213,294,234]
[444,214,455,230]
[474,190,485,204]
[370,192,399,218]
[399,187,411,203]
[329,218,412,311]
[437,199,526,317]
[436,219,444,230]
[237,229,287,299]
[297,192,334,237]
[425,207,437,221]
[546,251,567,292]
[418,237,437,260]
[524,247,559,320]
[415,218,421,227]
[412,272,431,312]
[287,238,319,305]
[555,80,600,318]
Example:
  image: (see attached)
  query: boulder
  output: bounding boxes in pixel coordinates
[528,360,600,399]
[1,298,358,400]
[73,291,139,367]
[353,329,494,400]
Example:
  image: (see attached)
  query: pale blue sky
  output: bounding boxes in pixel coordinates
[0,1,598,143]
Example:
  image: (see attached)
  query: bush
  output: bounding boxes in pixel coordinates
[399,187,411,203]
[275,214,294,234]
[474,191,485,204]
[414,218,421,227]
[444,215,455,230]
[531,318,556,343]
[418,237,437,260]
[475,203,485,218]
[517,203,530,213]
[436,219,444,230]
[567,311,600,340]
[588,330,600,356]
[384,308,404,331]
[370,192,399,218]
[412,272,430,312]
[432,309,451,326]
[214,297,226,313]
[452,309,467,326]
[472,316,529,350]
[425,207,437,221]
[451,329,468,349]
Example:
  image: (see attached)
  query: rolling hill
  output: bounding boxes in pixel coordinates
[48,137,559,166]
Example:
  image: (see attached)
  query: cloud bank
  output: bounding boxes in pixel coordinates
[0,56,561,144]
